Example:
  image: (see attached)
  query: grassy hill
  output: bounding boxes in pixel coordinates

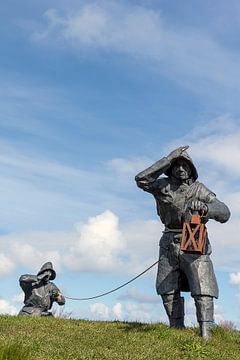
[0,315,239,359]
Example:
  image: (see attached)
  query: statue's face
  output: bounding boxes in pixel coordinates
[43,270,52,282]
[171,159,191,181]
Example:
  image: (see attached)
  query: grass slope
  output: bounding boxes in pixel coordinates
[0,315,239,359]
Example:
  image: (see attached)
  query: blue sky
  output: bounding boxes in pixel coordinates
[0,0,240,326]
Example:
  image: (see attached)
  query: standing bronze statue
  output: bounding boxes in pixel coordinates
[135,146,230,339]
[18,262,65,317]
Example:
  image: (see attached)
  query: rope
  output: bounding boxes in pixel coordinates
[65,259,159,301]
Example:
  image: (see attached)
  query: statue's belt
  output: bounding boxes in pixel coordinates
[163,216,207,254]
[163,227,183,233]
[163,228,183,244]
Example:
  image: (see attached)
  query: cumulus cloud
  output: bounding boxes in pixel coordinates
[9,240,63,273]
[90,302,126,322]
[0,210,160,277]
[63,210,125,272]
[0,230,75,274]
[112,302,122,319]
[0,299,18,316]
[12,292,24,304]
[89,300,162,323]
[63,210,161,274]
[90,303,111,320]
[11,242,61,272]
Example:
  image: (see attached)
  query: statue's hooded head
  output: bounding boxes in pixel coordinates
[37,262,56,280]
[164,151,198,182]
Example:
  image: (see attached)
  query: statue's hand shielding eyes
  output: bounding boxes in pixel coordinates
[166,145,189,162]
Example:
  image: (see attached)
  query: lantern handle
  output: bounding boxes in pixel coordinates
[189,209,205,218]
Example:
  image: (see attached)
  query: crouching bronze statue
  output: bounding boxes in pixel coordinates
[18,262,65,317]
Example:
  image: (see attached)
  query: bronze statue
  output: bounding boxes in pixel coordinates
[18,262,65,317]
[135,146,230,339]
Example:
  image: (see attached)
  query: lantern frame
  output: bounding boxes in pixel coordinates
[180,214,207,254]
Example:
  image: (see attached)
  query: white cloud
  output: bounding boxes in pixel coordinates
[63,210,161,274]
[90,302,110,320]
[0,299,18,316]
[0,210,160,276]
[229,272,240,286]
[10,242,61,273]
[0,117,239,276]
[0,230,76,274]
[12,292,24,304]
[0,136,141,233]
[88,293,226,325]
[64,210,125,272]
[32,2,240,97]
[123,302,155,323]
[107,157,152,177]
[118,287,159,304]
[89,300,162,323]
[33,3,163,53]
[185,116,240,179]
[113,302,122,320]
[0,254,15,276]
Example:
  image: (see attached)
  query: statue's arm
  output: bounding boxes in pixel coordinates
[206,198,231,223]
[19,274,38,290]
[135,145,189,191]
[19,274,38,284]
[135,157,170,191]
[188,183,231,223]
[51,284,65,305]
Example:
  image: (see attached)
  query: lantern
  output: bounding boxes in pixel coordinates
[180,213,207,254]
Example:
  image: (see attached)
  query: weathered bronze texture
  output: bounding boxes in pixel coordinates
[18,262,65,317]
[135,145,230,339]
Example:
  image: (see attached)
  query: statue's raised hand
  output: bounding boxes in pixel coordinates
[166,145,189,162]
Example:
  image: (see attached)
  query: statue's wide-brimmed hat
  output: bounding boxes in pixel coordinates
[37,262,56,280]
[164,151,198,181]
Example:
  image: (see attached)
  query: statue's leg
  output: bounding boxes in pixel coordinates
[194,295,213,339]
[161,292,185,329]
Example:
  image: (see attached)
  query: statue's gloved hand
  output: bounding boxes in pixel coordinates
[166,145,189,162]
[52,289,59,299]
[187,199,208,215]
[52,290,65,304]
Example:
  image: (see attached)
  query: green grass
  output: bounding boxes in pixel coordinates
[0,315,239,359]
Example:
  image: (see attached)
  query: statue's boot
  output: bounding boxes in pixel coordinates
[169,316,185,329]
[199,321,212,340]
[194,295,213,340]
[161,293,185,329]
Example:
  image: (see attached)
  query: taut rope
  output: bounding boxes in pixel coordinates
[65,260,159,301]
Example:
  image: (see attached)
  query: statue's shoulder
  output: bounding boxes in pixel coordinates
[188,181,216,201]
